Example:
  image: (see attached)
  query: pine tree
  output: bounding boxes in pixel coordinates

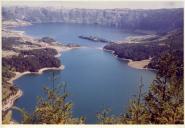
[6,72,85,124]
[124,77,149,124]
[144,51,184,124]
[30,85,81,124]
[97,50,183,124]
[97,77,149,124]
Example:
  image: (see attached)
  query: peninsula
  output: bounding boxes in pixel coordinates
[2,28,79,112]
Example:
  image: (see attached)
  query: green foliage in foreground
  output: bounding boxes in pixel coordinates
[11,84,85,124]
[97,51,184,124]
[2,73,85,124]
[97,53,184,124]
[97,77,150,124]
[144,51,183,124]
[3,51,183,124]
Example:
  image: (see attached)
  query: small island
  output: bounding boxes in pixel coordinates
[78,35,114,43]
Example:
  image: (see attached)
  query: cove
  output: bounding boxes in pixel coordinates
[12,23,155,123]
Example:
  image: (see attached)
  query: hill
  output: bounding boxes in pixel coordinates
[104,29,183,69]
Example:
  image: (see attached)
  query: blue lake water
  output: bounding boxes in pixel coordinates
[14,23,139,47]
[12,23,155,123]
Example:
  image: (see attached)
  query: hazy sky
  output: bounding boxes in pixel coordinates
[2,1,184,9]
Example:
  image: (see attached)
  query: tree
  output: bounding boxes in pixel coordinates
[144,51,184,124]
[4,72,85,124]
[29,85,83,124]
[97,77,149,124]
[123,77,149,124]
[97,50,183,124]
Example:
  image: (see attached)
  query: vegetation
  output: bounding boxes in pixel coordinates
[2,48,60,72]
[104,40,165,61]
[3,49,183,124]
[2,47,61,112]
[144,51,183,124]
[104,29,183,61]
[2,36,42,51]
[14,86,84,124]
[2,65,16,101]
[3,73,85,124]
[97,50,184,124]
[39,37,56,44]
[2,65,15,84]
[2,37,21,50]
[79,35,114,43]
[2,29,183,124]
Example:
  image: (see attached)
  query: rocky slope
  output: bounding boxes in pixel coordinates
[2,6,183,32]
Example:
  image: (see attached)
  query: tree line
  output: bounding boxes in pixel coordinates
[2,48,60,72]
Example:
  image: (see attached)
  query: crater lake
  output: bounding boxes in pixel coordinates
[12,23,155,123]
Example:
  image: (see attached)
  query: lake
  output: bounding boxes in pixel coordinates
[12,23,155,123]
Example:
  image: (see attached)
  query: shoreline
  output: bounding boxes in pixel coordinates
[3,65,65,112]
[2,29,72,111]
[2,89,23,112]
[3,43,78,112]
[2,26,153,113]
[103,48,151,70]
[3,47,153,112]
[127,59,150,70]
[8,65,65,85]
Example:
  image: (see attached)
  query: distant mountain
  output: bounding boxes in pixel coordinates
[2,6,183,32]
